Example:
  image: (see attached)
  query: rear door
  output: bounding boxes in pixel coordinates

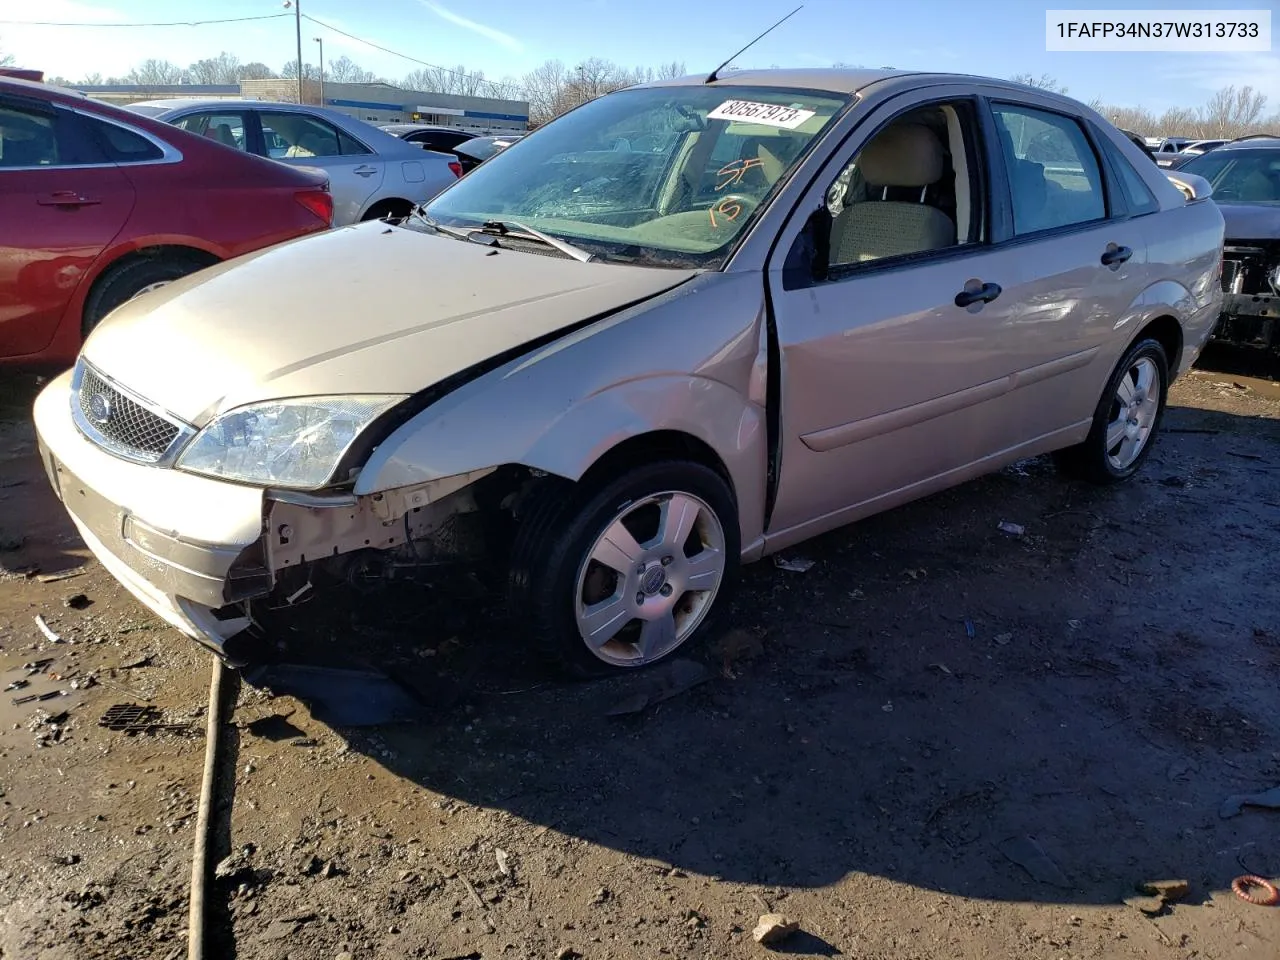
[168,110,252,153]
[255,110,384,224]
[0,96,135,359]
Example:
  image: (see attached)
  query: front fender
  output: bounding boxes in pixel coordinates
[353,271,770,548]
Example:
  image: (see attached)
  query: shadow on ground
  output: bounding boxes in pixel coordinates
[242,403,1280,908]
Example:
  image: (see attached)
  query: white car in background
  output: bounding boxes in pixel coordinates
[127,99,462,226]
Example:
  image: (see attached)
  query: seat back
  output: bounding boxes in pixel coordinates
[832,123,956,263]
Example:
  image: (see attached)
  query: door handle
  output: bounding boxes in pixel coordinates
[353,165,378,177]
[37,191,100,207]
[954,281,1002,308]
[1101,244,1133,266]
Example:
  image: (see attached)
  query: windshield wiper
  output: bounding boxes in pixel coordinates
[409,210,595,262]
[476,220,595,262]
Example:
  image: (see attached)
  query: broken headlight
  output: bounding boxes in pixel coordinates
[176,395,405,489]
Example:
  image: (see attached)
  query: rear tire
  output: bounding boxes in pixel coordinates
[509,461,740,678]
[1054,337,1169,484]
[82,255,213,337]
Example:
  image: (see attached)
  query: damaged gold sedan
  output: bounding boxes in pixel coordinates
[33,69,1224,676]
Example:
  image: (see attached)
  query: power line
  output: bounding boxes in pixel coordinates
[301,13,509,95]
[0,14,291,28]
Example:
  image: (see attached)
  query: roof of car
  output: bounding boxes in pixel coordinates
[1217,136,1280,150]
[381,123,459,132]
[129,97,335,112]
[637,67,1082,100]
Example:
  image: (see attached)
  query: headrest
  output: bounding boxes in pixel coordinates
[860,123,943,188]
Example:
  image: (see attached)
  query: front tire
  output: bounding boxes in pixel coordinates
[1054,337,1169,484]
[82,255,211,337]
[509,461,740,677]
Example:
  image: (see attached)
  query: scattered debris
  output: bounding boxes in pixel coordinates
[458,874,487,911]
[997,835,1071,888]
[34,615,64,644]
[63,593,91,610]
[1126,878,1189,915]
[773,556,815,573]
[589,886,610,905]
[964,619,975,639]
[495,847,511,877]
[1167,759,1196,781]
[1227,451,1266,462]
[752,913,799,945]
[1232,875,1279,906]
[997,521,1025,536]
[243,664,428,726]
[98,704,191,735]
[928,662,953,676]
[12,690,65,705]
[606,658,711,716]
[1219,785,1280,819]
[117,654,154,670]
[37,569,85,584]
[244,714,306,741]
[1139,879,1189,901]
[881,701,893,712]
[993,633,1013,646]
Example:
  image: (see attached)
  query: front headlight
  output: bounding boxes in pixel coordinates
[176,395,405,489]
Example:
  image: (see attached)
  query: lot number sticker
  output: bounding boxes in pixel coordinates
[707,100,816,129]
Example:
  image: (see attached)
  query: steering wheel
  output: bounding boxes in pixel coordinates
[707,193,758,229]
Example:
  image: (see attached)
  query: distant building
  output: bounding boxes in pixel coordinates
[74,79,529,134]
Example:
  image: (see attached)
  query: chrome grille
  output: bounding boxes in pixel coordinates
[73,363,186,464]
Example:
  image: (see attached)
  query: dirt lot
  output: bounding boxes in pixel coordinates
[1,350,1279,960]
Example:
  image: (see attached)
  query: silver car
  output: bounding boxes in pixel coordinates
[36,70,1224,678]
[126,99,460,225]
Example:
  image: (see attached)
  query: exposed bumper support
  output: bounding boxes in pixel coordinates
[1217,292,1280,350]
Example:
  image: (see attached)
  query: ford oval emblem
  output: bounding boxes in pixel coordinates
[87,392,113,426]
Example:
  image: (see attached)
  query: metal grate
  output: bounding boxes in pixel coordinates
[75,364,182,463]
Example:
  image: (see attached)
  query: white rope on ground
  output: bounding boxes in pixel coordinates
[188,654,227,960]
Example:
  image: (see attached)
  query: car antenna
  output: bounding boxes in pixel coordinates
[705,4,804,83]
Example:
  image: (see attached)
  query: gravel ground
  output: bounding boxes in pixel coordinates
[1,348,1278,960]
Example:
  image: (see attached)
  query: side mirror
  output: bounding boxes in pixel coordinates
[782,206,832,288]
[1165,170,1213,203]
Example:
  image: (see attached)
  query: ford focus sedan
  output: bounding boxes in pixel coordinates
[33,69,1225,677]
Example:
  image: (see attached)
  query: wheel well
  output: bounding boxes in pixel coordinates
[577,430,736,500]
[1136,315,1183,373]
[82,245,220,332]
[361,198,414,221]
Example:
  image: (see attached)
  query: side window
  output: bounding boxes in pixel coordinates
[1096,134,1160,217]
[0,104,60,167]
[173,112,249,152]
[825,101,980,270]
[991,104,1105,234]
[337,129,371,156]
[258,113,364,158]
[81,116,164,163]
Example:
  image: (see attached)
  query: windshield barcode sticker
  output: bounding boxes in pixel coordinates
[707,100,816,129]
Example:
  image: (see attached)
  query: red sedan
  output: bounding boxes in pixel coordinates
[1,77,334,370]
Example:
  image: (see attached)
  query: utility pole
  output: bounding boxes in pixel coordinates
[314,37,324,106]
[284,0,303,104]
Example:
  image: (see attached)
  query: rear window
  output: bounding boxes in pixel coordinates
[83,116,164,163]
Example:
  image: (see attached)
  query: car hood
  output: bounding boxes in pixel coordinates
[1219,202,1280,241]
[82,221,697,426]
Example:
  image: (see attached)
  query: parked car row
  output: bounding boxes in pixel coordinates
[379,122,523,174]
[28,68,1227,681]
[1,78,475,368]
[1,77,334,368]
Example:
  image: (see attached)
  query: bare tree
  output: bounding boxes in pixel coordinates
[82,71,103,85]
[1009,73,1068,94]
[653,60,687,80]
[1,41,13,68]
[126,59,186,88]
[1198,85,1267,138]
[281,60,320,81]
[326,55,382,84]
[186,51,242,85]
[522,59,571,125]
[239,62,277,81]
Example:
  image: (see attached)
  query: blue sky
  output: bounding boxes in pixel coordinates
[0,0,1276,112]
